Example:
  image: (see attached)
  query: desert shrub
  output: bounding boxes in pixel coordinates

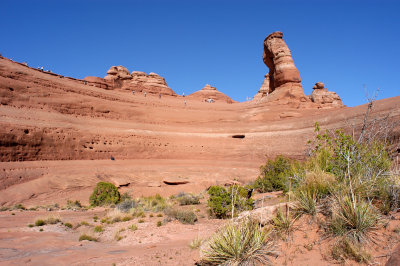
[331,238,371,263]
[46,217,61,224]
[66,200,82,209]
[89,182,120,206]
[157,213,163,217]
[156,221,162,227]
[254,156,302,193]
[28,224,34,228]
[35,219,46,226]
[207,185,253,219]
[138,194,168,212]
[120,192,131,201]
[201,218,276,265]
[329,196,379,242]
[79,234,98,242]
[165,208,198,224]
[122,215,132,222]
[13,204,26,210]
[94,225,104,232]
[138,219,145,223]
[117,199,137,212]
[64,222,73,228]
[176,192,200,205]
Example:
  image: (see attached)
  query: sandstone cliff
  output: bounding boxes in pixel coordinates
[186,84,235,103]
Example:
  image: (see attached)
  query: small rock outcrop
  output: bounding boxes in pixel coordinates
[253,74,271,101]
[310,82,343,108]
[187,84,235,103]
[261,31,307,102]
[103,66,176,96]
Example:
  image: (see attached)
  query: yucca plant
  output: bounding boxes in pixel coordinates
[201,219,276,265]
[330,195,379,242]
[295,189,319,216]
[272,206,298,239]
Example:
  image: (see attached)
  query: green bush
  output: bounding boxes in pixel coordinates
[89,182,120,206]
[253,156,301,192]
[64,222,73,228]
[201,218,276,265]
[35,219,46,226]
[94,225,104,232]
[165,208,198,224]
[79,234,98,242]
[207,185,253,219]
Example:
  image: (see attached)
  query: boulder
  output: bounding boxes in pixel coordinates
[237,202,294,225]
[310,82,343,108]
[162,177,189,185]
[104,66,132,80]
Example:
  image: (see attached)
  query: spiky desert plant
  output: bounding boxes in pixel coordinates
[272,206,297,239]
[295,189,319,216]
[330,195,379,242]
[201,219,276,265]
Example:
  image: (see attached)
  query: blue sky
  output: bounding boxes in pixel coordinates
[1,0,399,106]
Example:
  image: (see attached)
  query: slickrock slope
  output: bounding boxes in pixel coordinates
[186,84,235,103]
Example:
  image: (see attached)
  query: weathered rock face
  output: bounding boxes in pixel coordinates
[105,66,132,80]
[253,74,271,101]
[310,82,343,108]
[262,31,307,102]
[187,84,235,103]
[104,66,176,96]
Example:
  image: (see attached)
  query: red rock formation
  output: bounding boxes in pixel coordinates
[187,84,235,103]
[103,66,176,96]
[262,31,307,102]
[310,82,344,108]
[253,74,271,101]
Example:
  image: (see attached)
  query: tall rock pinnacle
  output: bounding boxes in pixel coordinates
[262,31,307,101]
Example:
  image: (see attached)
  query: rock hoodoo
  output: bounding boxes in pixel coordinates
[187,84,235,103]
[253,74,271,101]
[101,65,176,96]
[261,31,307,102]
[310,82,343,108]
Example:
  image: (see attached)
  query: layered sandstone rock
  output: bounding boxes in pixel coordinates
[187,84,235,103]
[253,74,271,101]
[261,31,307,102]
[103,66,176,96]
[310,82,343,108]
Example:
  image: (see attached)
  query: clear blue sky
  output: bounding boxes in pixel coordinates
[1,0,399,106]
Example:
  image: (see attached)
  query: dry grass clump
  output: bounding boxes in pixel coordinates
[175,192,201,206]
[189,237,203,249]
[164,208,198,225]
[271,207,297,240]
[79,234,98,242]
[94,225,104,232]
[34,214,62,226]
[201,218,276,265]
[331,237,371,263]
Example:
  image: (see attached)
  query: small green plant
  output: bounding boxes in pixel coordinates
[189,237,202,249]
[272,207,297,239]
[28,224,34,228]
[35,219,46,226]
[201,218,276,265]
[79,234,98,242]
[39,228,43,232]
[138,194,168,212]
[13,203,26,210]
[207,185,253,219]
[165,209,197,224]
[149,213,154,217]
[122,215,132,222]
[94,225,104,232]
[294,189,319,216]
[89,182,121,206]
[64,222,73,229]
[80,221,90,226]
[129,224,138,231]
[157,213,163,217]
[138,219,145,223]
[156,221,162,227]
